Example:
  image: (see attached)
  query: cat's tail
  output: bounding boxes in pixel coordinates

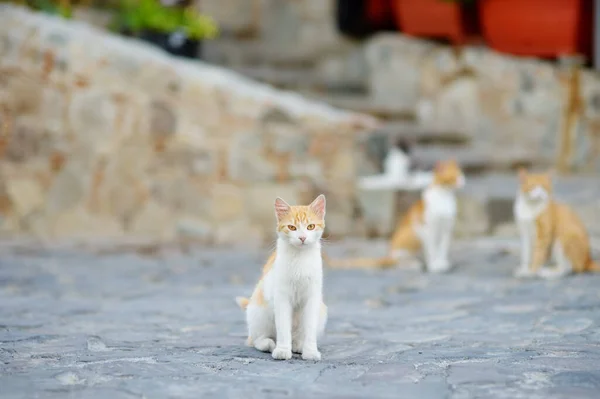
[586,260,600,272]
[235,296,250,310]
[324,254,398,269]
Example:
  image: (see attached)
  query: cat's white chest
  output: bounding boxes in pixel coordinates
[423,186,456,220]
[514,194,547,222]
[264,250,322,307]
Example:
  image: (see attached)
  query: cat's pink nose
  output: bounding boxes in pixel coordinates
[299,236,306,243]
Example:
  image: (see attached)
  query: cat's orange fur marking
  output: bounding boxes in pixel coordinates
[519,170,599,273]
[276,205,325,233]
[327,160,463,269]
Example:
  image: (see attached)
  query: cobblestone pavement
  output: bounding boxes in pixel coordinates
[1,237,600,399]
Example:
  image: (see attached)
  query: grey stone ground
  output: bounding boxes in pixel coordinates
[1,237,600,399]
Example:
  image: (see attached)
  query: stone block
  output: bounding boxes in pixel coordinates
[356,189,396,237]
[365,34,436,112]
[211,183,245,223]
[214,218,265,248]
[5,177,44,218]
[45,162,91,215]
[244,183,299,227]
[175,216,212,241]
[198,0,259,36]
[315,42,369,91]
[69,90,117,148]
[49,206,124,239]
[129,200,176,240]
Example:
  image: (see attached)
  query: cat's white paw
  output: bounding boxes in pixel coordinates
[428,259,451,274]
[537,268,568,280]
[292,340,303,354]
[301,348,321,361]
[254,338,276,353]
[514,266,535,279]
[272,346,292,360]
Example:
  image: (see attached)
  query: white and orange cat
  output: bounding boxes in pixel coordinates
[236,195,328,361]
[514,169,599,279]
[328,159,465,272]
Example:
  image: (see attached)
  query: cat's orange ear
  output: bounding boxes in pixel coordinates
[274,197,291,220]
[309,194,326,219]
[518,167,528,182]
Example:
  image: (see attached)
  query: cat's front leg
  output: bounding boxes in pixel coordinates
[272,294,293,360]
[515,221,535,278]
[422,219,448,273]
[300,295,322,361]
[432,218,453,272]
[418,225,437,272]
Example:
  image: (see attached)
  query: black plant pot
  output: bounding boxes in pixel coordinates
[137,30,202,59]
[336,0,396,39]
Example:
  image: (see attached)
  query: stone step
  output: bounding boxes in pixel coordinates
[370,120,471,145]
[301,92,416,120]
[230,65,323,91]
[203,38,317,68]
[359,124,544,176]
[410,144,545,174]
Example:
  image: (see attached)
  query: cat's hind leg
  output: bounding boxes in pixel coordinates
[247,303,276,353]
[537,241,573,280]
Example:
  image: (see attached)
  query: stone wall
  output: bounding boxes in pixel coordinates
[0,5,376,245]
[365,34,600,173]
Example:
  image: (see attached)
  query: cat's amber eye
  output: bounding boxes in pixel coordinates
[288,225,297,231]
[307,224,315,230]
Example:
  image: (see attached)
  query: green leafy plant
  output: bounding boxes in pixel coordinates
[16,0,73,18]
[111,0,218,40]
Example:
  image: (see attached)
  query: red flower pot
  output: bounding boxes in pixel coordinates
[367,0,392,27]
[480,0,593,59]
[392,0,479,44]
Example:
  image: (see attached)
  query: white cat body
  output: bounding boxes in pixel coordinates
[415,175,464,273]
[514,186,552,278]
[240,195,328,361]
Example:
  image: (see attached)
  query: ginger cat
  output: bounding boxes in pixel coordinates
[514,169,599,279]
[328,159,465,273]
[236,195,328,361]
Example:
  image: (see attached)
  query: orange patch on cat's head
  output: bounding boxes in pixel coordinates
[518,168,553,195]
[433,159,465,188]
[274,195,326,247]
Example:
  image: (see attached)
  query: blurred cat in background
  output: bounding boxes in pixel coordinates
[514,169,600,279]
[328,159,465,273]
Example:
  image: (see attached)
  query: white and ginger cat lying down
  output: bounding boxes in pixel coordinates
[328,159,465,273]
[514,169,600,279]
[236,195,327,361]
